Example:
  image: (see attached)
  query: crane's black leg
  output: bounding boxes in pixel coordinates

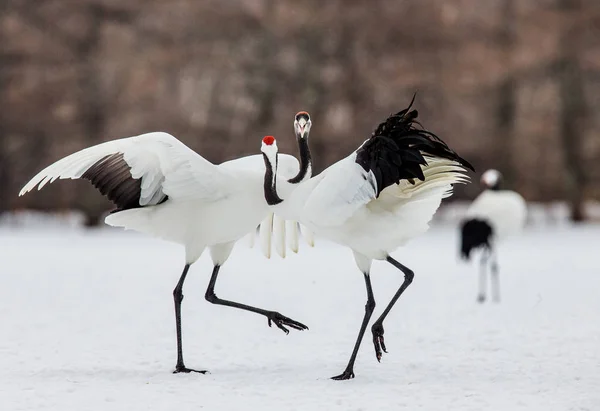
[370,256,414,362]
[173,264,207,374]
[205,265,308,333]
[332,273,376,380]
[478,250,489,303]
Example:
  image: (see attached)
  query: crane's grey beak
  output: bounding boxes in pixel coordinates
[295,117,309,139]
[298,125,306,138]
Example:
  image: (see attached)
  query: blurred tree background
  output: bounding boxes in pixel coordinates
[2,0,600,223]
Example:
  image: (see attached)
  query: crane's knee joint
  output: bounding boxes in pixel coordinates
[173,288,184,303]
[365,298,376,313]
[205,290,218,303]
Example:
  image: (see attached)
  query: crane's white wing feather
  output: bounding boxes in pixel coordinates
[299,224,315,247]
[246,226,257,248]
[286,220,299,253]
[301,155,469,229]
[258,213,273,259]
[19,132,233,203]
[272,214,286,258]
[302,154,377,228]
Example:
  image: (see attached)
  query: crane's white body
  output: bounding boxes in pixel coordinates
[270,149,469,264]
[466,190,527,241]
[19,132,303,264]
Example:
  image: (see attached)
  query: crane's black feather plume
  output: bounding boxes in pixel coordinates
[460,218,493,260]
[355,96,474,197]
[81,153,168,212]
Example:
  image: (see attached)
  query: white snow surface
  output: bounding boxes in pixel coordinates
[1,224,599,410]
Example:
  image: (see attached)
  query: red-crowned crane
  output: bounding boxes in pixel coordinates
[259,100,474,380]
[19,127,312,374]
[460,169,527,303]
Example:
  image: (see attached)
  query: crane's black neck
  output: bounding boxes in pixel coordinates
[263,153,283,205]
[288,138,312,184]
[487,180,502,191]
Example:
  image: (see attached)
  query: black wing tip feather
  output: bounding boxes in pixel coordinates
[81,153,142,211]
[80,153,172,212]
[356,96,475,196]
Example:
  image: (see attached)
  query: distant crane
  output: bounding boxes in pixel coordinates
[460,169,527,303]
[259,100,473,380]
[19,129,312,374]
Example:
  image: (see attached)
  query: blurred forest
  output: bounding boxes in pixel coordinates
[2,0,600,224]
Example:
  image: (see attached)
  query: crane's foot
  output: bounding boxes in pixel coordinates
[371,322,388,362]
[331,368,355,380]
[477,294,486,303]
[173,364,208,374]
[266,311,309,334]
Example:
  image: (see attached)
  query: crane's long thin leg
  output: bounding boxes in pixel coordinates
[332,273,375,380]
[490,251,500,303]
[370,256,414,362]
[173,264,207,374]
[478,250,489,303]
[205,265,308,334]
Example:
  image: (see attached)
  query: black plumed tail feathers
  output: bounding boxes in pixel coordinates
[355,95,475,197]
[460,218,493,260]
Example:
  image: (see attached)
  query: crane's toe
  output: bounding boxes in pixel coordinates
[371,322,388,362]
[266,312,309,334]
[331,369,355,380]
[173,365,209,374]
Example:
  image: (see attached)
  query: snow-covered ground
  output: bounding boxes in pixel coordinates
[1,224,598,410]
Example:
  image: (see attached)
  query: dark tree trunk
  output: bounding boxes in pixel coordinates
[76,5,109,225]
[558,0,586,222]
[253,0,277,128]
[78,4,106,147]
[0,0,8,212]
[0,72,7,213]
[495,0,517,186]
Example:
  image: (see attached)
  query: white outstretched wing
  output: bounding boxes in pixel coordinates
[20,133,315,259]
[19,132,233,204]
